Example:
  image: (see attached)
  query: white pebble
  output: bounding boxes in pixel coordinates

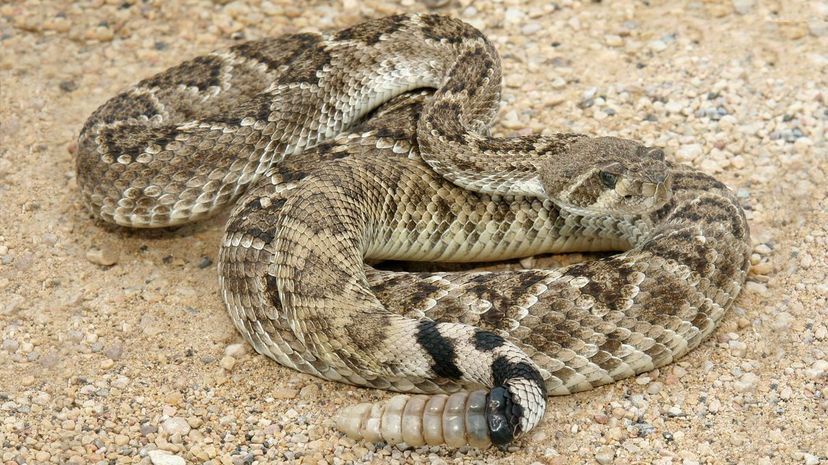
[161,417,191,436]
[504,7,524,24]
[220,356,236,370]
[773,312,793,331]
[809,20,828,37]
[745,281,768,296]
[754,243,772,255]
[648,40,667,52]
[729,340,748,357]
[731,0,755,14]
[805,360,828,379]
[522,22,542,35]
[605,34,623,47]
[224,343,247,358]
[676,144,703,162]
[595,446,615,464]
[735,372,759,393]
[32,392,50,406]
[148,450,186,465]
[664,100,684,113]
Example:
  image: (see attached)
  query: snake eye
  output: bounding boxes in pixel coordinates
[599,171,617,189]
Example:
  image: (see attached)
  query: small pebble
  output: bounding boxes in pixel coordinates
[731,0,755,15]
[735,372,760,393]
[299,383,320,400]
[2,338,19,353]
[59,80,78,92]
[805,360,828,379]
[647,382,663,395]
[224,343,247,358]
[32,392,50,405]
[148,450,186,465]
[648,39,667,52]
[220,355,236,370]
[86,246,119,266]
[605,34,623,47]
[676,143,703,161]
[272,388,299,399]
[809,20,828,37]
[595,446,615,464]
[104,342,124,360]
[161,417,191,436]
[140,423,158,435]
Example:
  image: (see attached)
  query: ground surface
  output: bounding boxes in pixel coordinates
[1,0,827,464]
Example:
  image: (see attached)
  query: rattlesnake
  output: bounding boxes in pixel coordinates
[76,14,751,448]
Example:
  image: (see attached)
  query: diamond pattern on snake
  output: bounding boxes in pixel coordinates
[76,14,751,448]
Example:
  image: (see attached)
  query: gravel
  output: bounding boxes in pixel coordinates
[0,0,825,464]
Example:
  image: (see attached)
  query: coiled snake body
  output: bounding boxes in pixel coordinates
[77,14,751,448]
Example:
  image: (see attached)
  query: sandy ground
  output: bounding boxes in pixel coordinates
[1,0,827,464]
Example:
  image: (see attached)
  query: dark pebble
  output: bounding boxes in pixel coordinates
[197,256,213,269]
[59,80,78,92]
[634,422,655,437]
[140,423,158,435]
[105,342,124,360]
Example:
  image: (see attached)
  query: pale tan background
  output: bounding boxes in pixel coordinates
[0,0,826,464]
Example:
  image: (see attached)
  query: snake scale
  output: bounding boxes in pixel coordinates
[76,14,751,448]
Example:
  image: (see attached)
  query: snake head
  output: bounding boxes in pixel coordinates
[538,137,672,216]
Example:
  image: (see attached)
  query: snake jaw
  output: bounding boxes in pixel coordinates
[485,386,521,446]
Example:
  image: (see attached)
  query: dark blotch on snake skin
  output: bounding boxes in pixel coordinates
[473,329,506,351]
[420,14,485,44]
[244,227,275,244]
[231,34,320,70]
[98,125,180,164]
[491,355,545,389]
[141,55,224,92]
[415,320,463,379]
[334,14,407,45]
